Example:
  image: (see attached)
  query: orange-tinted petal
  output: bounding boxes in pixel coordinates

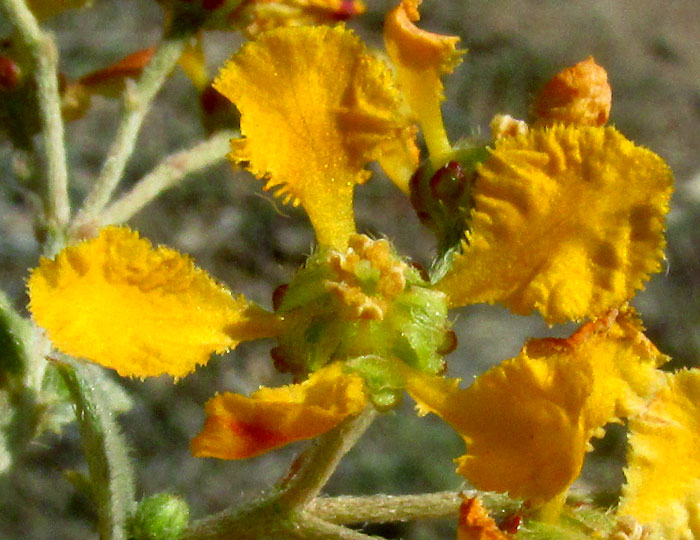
[384,0,463,164]
[457,496,510,540]
[437,126,673,324]
[619,369,700,539]
[215,25,415,248]
[28,227,280,378]
[404,310,667,504]
[533,57,612,127]
[191,363,367,459]
[79,47,155,98]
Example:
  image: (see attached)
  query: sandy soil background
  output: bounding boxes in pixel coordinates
[1,0,699,538]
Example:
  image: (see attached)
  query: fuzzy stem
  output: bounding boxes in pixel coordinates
[58,360,136,540]
[73,29,191,229]
[99,130,235,225]
[308,490,518,525]
[289,513,382,540]
[277,407,377,509]
[0,0,71,245]
[308,491,462,524]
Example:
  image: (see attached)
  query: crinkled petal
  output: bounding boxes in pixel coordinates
[619,369,700,540]
[215,25,416,248]
[28,227,281,378]
[384,0,463,162]
[191,363,367,459]
[403,310,667,504]
[437,126,673,324]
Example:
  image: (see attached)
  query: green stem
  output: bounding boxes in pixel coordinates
[99,130,235,225]
[308,491,462,524]
[277,407,377,509]
[58,360,136,540]
[289,513,382,540]
[0,0,71,247]
[73,29,191,230]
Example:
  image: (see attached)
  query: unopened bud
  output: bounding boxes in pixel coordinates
[533,56,611,127]
[129,493,189,540]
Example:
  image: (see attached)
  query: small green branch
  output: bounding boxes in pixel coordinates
[0,0,71,246]
[308,491,463,524]
[99,129,236,226]
[74,29,191,229]
[289,513,382,540]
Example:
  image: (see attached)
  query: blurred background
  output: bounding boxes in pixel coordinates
[1,0,699,538]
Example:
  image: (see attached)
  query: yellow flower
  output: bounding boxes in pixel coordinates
[208,4,672,506]
[28,0,673,495]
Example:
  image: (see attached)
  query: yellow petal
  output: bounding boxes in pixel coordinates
[384,0,463,164]
[437,126,673,324]
[28,227,280,378]
[403,310,667,504]
[191,363,367,459]
[619,369,700,540]
[215,25,415,249]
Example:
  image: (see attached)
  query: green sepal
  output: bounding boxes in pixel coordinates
[518,504,619,540]
[346,356,405,411]
[277,252,333,313]
[129,493,189,540]
[386,287,450,374]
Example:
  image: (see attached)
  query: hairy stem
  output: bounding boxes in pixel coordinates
[308,490,518,525]
[58,360,136,540]
[277,407,377,509]
[289,513,382,540]
[74,29,191,229]
[99,130,235,225]
[0,0,70,249]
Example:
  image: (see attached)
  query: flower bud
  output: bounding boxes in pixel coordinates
[129,493,189,540]
[532,56,612,127]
